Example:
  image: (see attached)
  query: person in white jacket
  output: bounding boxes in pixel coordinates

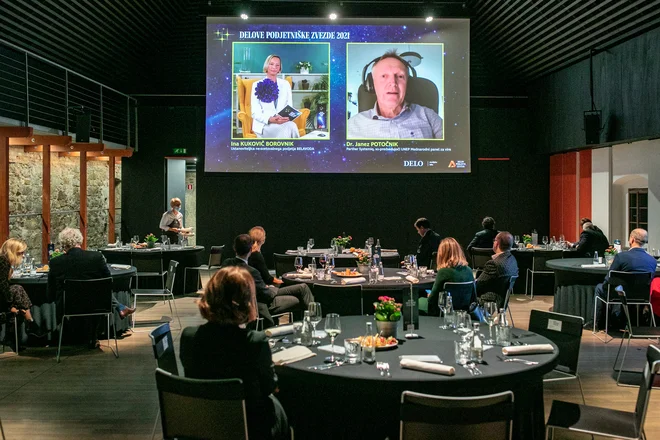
[251,54,300,139]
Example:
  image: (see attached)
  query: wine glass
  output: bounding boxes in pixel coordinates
[326,255,335,272]
[324,313,342,362]
[308,302,322,344]
[294,256,303,272]
[482,301,498,344]
[542,236,549,248]
[437,292,448,329]
[514,235,520,246]
[319,254,327,269]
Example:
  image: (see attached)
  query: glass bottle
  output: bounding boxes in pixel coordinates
[375,239,382,258]
[496,308,511,346]
[470,322,483,362]
[362,322,376,364]
[593,251,599,265]
[301,311,313,346]
[48,241,55,262]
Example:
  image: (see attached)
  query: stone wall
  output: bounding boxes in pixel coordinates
[8,148,122,263]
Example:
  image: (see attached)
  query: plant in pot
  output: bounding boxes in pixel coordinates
[373,296,402,338]
[522,234,532,248]
[145,233,158,248]
[604,245,617,267]
[355,250,371,275]
[334,234,352,253]
[296,61,312,74]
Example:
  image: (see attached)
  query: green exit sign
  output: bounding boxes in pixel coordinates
[172,148,187,154]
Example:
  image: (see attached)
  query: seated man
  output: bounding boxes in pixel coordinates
[414,217,442,268]
[467,216,499,253]
[48,228,135,348]
[223,234,314,329]
[572,221,610,258]
[591,228,657,330]
[476,231,519,307]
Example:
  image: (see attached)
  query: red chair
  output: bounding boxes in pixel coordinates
[650,277,660,322]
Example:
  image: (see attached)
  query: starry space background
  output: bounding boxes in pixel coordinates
[205,18,470,173]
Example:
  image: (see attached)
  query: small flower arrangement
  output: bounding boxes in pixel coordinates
[145,234,158,243]
[356,250,370,265]
[254,78,279,103]
[296,61,312,71]
[523,234,532,243]
[604,245,618,256]
[335,235,352,247]
[374,296,402,322]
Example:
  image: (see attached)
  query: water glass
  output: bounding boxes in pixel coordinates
[297,246,304,255]
[308,263,316,274]
[292,322,303,344]
[316,268,325,281]
[418,266,428,278]
[344,339,361,364]
[496,325,512,346]
[369,266,378,284]
[454,340,470,365]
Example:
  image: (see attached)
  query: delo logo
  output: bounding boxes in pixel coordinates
[403,160,424,167]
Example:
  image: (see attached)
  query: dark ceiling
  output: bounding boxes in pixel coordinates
[1,0,660,97]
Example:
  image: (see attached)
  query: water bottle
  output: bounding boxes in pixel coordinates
[362,322,376,364]
[593,251,599,265]
[378,261,384,281]
[301,311,313,346]
[531,229,538,246]
[311,257,316,268]
[470,322,484,362]
[47,242,55,262]
[614,239,622,253]
[496,308,511,346]
[375,239,382,258]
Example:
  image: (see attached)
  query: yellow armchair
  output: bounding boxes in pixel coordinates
[236,76,310,138]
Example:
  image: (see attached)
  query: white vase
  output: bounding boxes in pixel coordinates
[299,68,309,75]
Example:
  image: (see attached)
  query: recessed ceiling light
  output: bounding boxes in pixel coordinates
[240,13,248,20]
[425,16,433,22]
[329,12,338,20]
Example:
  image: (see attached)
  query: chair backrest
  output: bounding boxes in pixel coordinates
[358,76,439,113]
[273,253,297,277]
[131,250,164,274]
[312,283,363,316]
[149,323,179,375]
[208,245,225,268]
[607,270,653,302]
[443,281,476,311]
[400,390,514,440]
[531,250,564,271]
[429,252,438,270]
[155,368,248,440]
[381,254,403,269]
[502,275,518,312]
[528,310,583,375]
[634,345,660,432]
[471,248,494,270]
[165,260,179,292]
[63,277,113,316]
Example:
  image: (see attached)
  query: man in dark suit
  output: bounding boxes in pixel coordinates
[467,216,499,253]
[572,221,610,258]
[476,231,519,307]
[414,217,442,268]
[591,228,657,330]
[48,228,135,348]
[222,234,314,328]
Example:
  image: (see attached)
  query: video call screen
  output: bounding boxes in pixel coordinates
[205,17,470,173]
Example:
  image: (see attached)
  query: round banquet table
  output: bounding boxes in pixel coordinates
[273,316,558,440]
[546,257,660,321]
[100,245,204,294]
[508,247,577,295]
[285,248,401,268]
[4,265,136,344]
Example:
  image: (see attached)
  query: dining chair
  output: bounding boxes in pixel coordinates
[502,275,518,327]
[443,281,476,312]
[400,390,514,440]
[130,249,166,290]
[132,260,181,331]
[593,270,654,343]
[183,245,224,294]
[148,323,179,440]
[545,344,660,440]
[0,311,19,356]
[613,286,660,387]
[525,249,563,299]
[313,283,363,316]
[470,247,494,273]
[529,310,585,403]
[57,277,118,363]
[155,368,249,440]
[274,253,297,278]
[429,252,438,270]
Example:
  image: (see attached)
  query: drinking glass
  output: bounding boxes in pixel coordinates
[542,236,549,248]
[514,235,520,245]
[319,254,327,268]
[438,292,449,329]
[343,339,361,364]
[316,268,325,281]
[294,256,303,272]
[308,238,315,250]
[454,311,471,334]
[418,266,428,278]
[308,302,322,343]
[326,256,335,273]
[297,246,304,255]
[324,313,342,362]
[483,301,498,344]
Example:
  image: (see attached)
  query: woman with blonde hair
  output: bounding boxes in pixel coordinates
[248,226,283,285]
[0,238,35,324]
[424,237,474,316]
[180,266,288,439]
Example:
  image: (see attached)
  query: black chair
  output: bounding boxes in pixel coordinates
[132,260,181,331]
[502,275,518,327]
[400,390,514,440]
[593,270,654,343]
[470,247,494,273]
[0,311,19,356]
[443,281,476,312]
[274,253,297,277]
[131,250,166,289]
[529,310,585,403]
[155,368,249,440]
[183,244,224,294]
[613,285,660,386]
[525,249,563,299]
[381,254,403,269]
[149,322,179,375]
[57,277,118,363]
[545,344,660,440]
[313,283,363,316]
[429,252,438,270]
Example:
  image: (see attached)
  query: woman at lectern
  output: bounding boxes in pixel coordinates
[159,197,184,244]
[251,54,300,139]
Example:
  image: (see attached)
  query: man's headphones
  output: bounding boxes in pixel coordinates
[361,53,418,93]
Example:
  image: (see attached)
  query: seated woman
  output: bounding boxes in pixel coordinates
[423,237,474,316]
[180,266,289,440]
[248,226,283,286]
[0,238,37,331]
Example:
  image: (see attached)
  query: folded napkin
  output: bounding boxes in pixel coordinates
[383,276,402,281]
[264,325,295,337]
[381,249,398,253]
[405,275,419,284]
[400,359,455,376]
[399,355,442,364]
[502,344,554,356]
[397,271,408,276]
[110,264,132,270]
[341,277,366,285]
[106,243,117,248]
[272,346,316,365]
[580,263,606,268]
[286,272,313,279]
[318,344,346,355]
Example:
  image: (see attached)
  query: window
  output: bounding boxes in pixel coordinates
[628,188,648,235]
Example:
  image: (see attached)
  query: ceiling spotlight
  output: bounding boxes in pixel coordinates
[240,13,248,20]
[329,12,338,20]
[425,16,433,22]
